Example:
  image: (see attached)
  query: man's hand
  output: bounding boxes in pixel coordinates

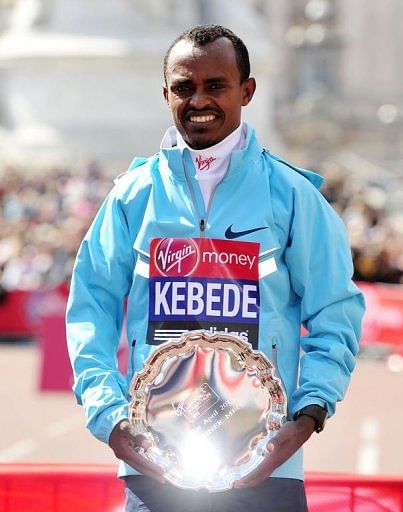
[109,419,165,484]
[233,415,316,488]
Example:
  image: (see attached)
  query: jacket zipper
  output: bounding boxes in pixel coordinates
[183,160,222,237]
[272,336,279,372]
[272,336,291,421]
[128,339,136,379]
[183,162,204,236]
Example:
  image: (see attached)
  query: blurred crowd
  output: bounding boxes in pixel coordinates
[0,159,402,294]
[321,163,402,284]
[0,161,113,295]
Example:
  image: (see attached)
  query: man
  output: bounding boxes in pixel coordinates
[66,24,365,512]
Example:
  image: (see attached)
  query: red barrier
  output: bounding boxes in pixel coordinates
[1,282,402,391]
[1,282,402,347]
[0,285,69,338]
[37,314,73,391]
[306,472,403,511]
[0,290,35,336]
[358,282,403,353]
[0,464,402,512]
[0,464,124,512]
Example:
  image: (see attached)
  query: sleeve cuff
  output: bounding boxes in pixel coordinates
[88,402,130,445]
[290,398,329,419]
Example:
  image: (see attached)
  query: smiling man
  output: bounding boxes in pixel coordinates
[66,24,365,512]
[163,35,255,149]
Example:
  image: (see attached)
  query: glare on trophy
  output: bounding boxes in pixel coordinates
[129,330,287,491]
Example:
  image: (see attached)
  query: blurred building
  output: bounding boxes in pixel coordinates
[0,0,276,167]
[261,0,403,172]
[1,0,401,194]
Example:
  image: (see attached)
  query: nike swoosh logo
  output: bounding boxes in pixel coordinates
[225,224,268,239]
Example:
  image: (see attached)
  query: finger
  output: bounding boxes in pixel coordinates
[123,448,166,484]
[128,435,153,456]
[127,456,166,483]
[113,438,166,484]
[266,442,275,454]
[233,469,269,489]
[138,438,153,451]
[233,443,276,488]
[125,445,165,475]
[132,433,150,448]
[234,474,267,488]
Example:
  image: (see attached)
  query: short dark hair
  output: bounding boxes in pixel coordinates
[163,24,251,83]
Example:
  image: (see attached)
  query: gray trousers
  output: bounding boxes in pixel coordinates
[124,475,309,512]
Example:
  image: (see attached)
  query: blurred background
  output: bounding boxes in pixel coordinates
[0,0,402,499]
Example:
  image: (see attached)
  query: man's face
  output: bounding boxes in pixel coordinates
[163,38,256,150]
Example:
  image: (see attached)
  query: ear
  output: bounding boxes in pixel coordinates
[162,85,170,107]
[241,77,256,106]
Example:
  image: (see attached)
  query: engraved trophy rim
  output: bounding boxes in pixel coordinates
[129,330,287,492]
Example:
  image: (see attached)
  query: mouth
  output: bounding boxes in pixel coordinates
[186,112,220,124]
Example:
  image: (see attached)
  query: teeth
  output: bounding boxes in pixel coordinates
[189,114,216,123]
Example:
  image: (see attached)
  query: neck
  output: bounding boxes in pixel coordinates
[176,124,243,154]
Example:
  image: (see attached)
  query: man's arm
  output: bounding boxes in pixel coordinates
[286,181,365,419]
[66,184,164,482]
[235,175,365,487]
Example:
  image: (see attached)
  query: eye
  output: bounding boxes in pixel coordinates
[209,83,225,90]
[173,84,193,94]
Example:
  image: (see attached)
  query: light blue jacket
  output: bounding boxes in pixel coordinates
[66,125,365,480]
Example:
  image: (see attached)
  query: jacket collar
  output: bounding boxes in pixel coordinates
[159,123,264,182]
[158,124,324,189]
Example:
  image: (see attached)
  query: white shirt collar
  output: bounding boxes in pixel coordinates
[175,123,245,156]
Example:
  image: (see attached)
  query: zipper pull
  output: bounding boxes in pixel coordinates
[200,219,205,233]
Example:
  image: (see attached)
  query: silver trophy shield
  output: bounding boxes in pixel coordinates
[129,331,287,491]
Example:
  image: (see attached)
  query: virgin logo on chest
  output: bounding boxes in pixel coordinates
[195,155,216,171]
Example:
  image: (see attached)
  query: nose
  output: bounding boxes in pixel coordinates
[189,87,211,110]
